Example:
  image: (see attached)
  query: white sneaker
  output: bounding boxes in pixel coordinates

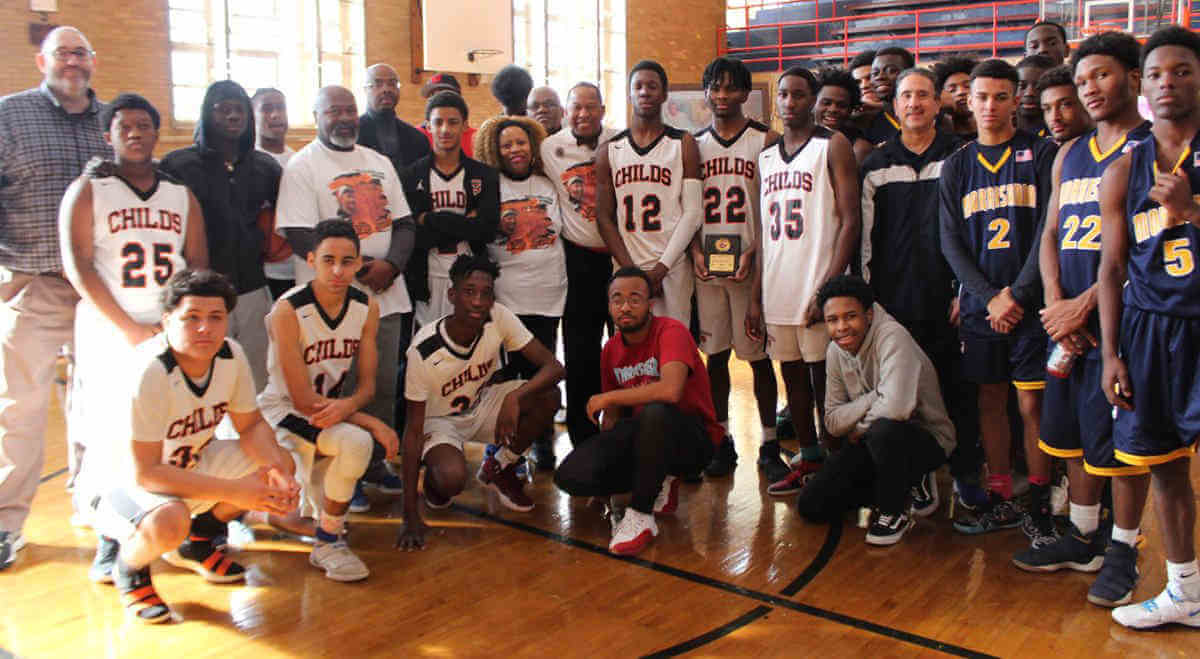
[1112,585,1200,629]
[310,541,369,582]
[652,476,679,515]
[609,508,658,556]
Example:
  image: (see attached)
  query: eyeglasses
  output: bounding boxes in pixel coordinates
[367,79,401,90]
[50,48,94,62]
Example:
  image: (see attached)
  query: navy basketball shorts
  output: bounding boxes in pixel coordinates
[1040,352,1148,476]
[960,316,1047,391]
[1113,307,1200,467]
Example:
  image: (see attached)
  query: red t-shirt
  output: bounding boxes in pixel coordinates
[600,316,722,446]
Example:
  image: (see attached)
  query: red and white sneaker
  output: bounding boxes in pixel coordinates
[766,460,823,496]
[653,476,679,515]
[609,508,658,556]
[478,456,534,512]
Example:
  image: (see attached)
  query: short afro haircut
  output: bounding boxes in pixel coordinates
[702,56,752,92]
[779,65,819,95]
[312,219,360,254]
[1141,25,1200,68]
[816,67,861,107]
[970,58,1020,89]
[630,59,668,89]
[491,65,535,115]
[1025,21,1068,45]
[449,253,500,286]
[608,265,654,294]
[425,89,469,122]
[1017,54,1056,71]
[1034,65,1076,96]
[161,269,238,313]
[100,93,160,132]
[816,274,875,313]
[849,50,877,70]
[1070,30,1141,72]
[935,56,978,91]
[875,47,916,70]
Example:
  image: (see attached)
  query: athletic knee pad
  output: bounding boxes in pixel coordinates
[317,424,373,503]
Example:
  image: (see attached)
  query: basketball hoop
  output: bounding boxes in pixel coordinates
[467,48,503,63]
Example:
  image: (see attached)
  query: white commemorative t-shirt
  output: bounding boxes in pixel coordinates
[128,336,258,472]
[405,302,533,419]
[258,283,371,434]
[487,172,567,316]
[695,120,768,247]
[88,172,190,323]
[275,140,412,316]
[260,146,296,281]
[606,126,687,269]
[541,126,618,248]
[758,127,839,325]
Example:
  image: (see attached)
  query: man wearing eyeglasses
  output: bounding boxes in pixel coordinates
[358,63,432,175]
[0,26,113,569]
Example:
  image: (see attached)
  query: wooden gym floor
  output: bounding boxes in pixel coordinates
[3,360,1200,658]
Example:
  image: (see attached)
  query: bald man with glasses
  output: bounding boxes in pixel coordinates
[0,26,113,569]
[358,63,432,174]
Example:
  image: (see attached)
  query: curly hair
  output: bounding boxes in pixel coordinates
[816,67,861,108]
[473,115,548,176]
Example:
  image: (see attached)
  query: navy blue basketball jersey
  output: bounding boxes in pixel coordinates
[1124,131,1200,318]
[1056,123,1153,322]
[941,130,1057,318]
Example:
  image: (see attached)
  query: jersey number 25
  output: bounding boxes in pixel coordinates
[122,242,175,288]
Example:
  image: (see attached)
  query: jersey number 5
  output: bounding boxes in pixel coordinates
[622,194,662,232]
[1164,238,1195,278]
[768,199,803,240]
[122,242,175,288]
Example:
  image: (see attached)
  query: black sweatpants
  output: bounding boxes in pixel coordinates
[507,314,560,379]
[562,239,613,446]
[795,418,947,522]
[911,320,982,486]
[555,403,715,513]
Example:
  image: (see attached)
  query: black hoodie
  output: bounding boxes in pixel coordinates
[160,80,282,294]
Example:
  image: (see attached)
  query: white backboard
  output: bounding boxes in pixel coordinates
[423,0,514,74]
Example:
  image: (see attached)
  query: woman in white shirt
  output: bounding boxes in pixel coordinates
[474,115,566,469]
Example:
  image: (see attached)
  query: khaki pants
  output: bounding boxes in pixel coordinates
[0,271,79,533]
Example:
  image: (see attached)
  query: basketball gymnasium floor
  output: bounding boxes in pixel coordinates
[2,360,1199,657]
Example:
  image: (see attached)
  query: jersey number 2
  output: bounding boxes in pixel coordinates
[986,219,1011,251]
[122,242,175,288]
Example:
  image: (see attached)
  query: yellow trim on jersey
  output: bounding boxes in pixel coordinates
[1153,148,1191,176]
[1089,134,1127,163]
[1038,440,1083,459]
[976,147,1012,174]
[1084,461,1149,477]
[1114,444,1198,467]
[1013,379,1046,391]
[884,112,900,130]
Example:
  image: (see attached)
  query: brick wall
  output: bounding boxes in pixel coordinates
[0,1,726,151]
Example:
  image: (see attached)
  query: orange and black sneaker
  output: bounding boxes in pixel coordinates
[163,535,246,583]
[115,560,171,624]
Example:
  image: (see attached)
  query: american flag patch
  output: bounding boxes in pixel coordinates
[1015,148,1032,162]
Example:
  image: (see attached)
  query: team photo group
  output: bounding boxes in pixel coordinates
[3,14,1200,636]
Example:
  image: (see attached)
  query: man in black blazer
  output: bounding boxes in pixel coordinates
[358,63,431,173]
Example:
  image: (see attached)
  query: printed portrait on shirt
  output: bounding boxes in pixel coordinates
[497,195,556,254]
[561,162,598,221]
[328,170,392,237]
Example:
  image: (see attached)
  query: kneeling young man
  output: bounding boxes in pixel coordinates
[258,219,400,581]
[554,267,724,556]
[91,270,300,623]
[397,254,562,550]
[796,275,956,546]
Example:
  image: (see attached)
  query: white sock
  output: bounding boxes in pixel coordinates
[496,446,521,468]
[1112,525,1139,548]
[1167,559,1200,601]
[1068,502,1101,536]
[762,426,777,443]
[243,511,268,526]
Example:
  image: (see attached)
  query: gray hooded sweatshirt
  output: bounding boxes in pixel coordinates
[824,303,956,457]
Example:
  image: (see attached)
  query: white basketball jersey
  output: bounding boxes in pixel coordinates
[258,283,371,431]
[404,302,533,419]
[90,173,190,323]
[607,126,686,269]
[695,120,768,245]
[129,336,258,471]
[427,167,473,279]
[758,127,839,325]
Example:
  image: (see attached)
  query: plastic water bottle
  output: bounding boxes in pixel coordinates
[1046,342,1077,378]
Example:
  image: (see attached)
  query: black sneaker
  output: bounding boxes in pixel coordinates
[114,559,171,624]
[704,435,738,477]
[89,536,120,583]
[1013,523,1105,572]
[0,530,23,571]
[162,537,247,583]
[910,471,939,517]
[775,407,795,439]
[757,440,791,483]
[866,511,914,546]
[1088,539,1140,607]
[953,492,1022,535]
[532,438,556,472]
[1021,483,1058,548]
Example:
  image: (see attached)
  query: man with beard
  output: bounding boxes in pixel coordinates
[527,86,564,136]
[358,63,432,174]
[554,267,721,556]
[0,26,113,568]
[541,82,620,448]
[1036,66,1093,144]
[161,80,281,391]
[276,85,416,511]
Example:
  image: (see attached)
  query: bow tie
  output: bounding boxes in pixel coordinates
[574,133,600,149]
